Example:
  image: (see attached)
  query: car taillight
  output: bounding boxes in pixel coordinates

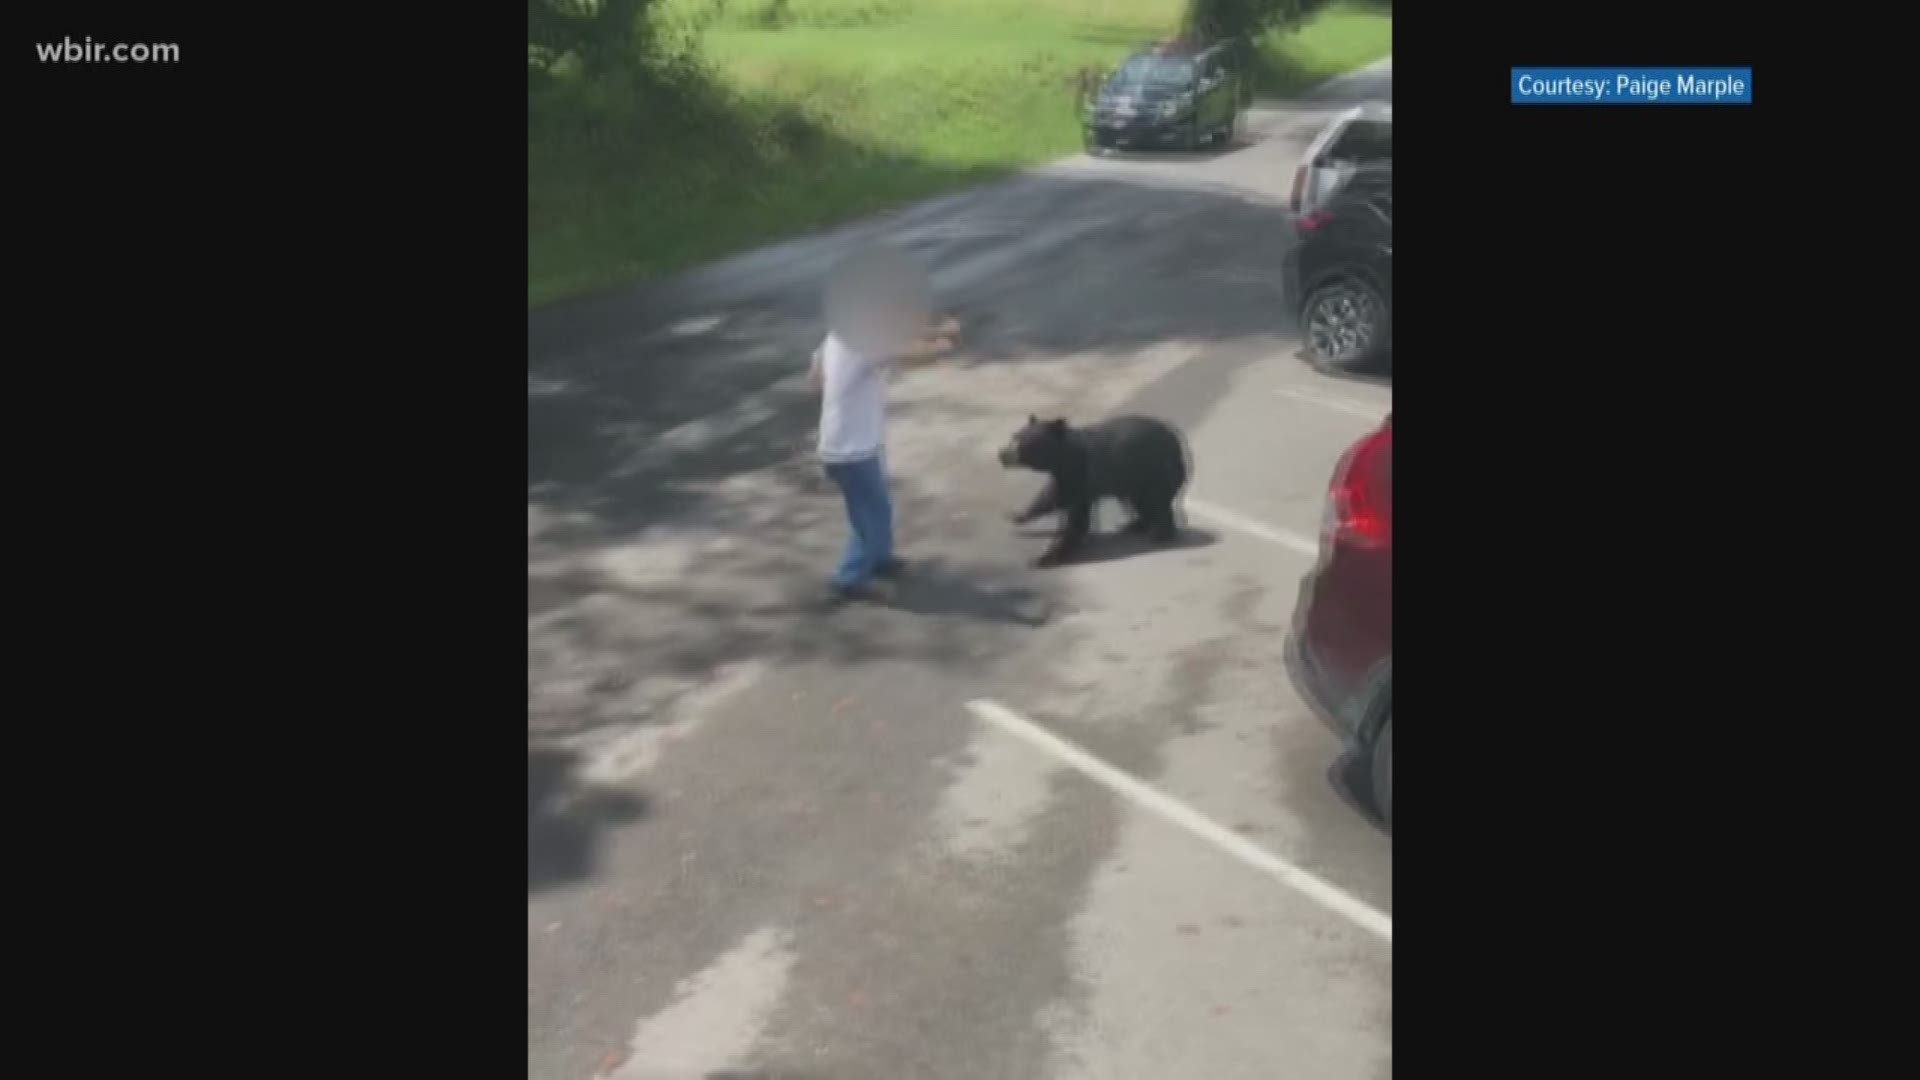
[1329,417,1392,547]
[1296,209,1332,233]
[1290,164,1307,212]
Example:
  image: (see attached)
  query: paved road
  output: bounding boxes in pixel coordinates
[530,61,1393,1080]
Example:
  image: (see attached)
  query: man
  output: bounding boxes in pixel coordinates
[807,314,959,602]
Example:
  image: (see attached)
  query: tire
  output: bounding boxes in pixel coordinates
[1219,110,1240,147]
[1301,276,1391,370]
[1370,715,1392,830]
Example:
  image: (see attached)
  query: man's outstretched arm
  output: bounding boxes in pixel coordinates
[889,315,962,366]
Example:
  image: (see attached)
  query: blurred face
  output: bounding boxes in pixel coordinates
[824,243,932,357]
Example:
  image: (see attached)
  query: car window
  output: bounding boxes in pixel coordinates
[1112,57,1195,88]
[1337,163,1391,198]
[1324,119,1392,165]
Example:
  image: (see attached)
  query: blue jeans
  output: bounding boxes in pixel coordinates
[823,454,893,589]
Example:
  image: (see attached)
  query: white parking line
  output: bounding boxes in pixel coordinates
[1272,384,1389,422]
[1185,498,1321,558]
[965,699,1393,943]
[602,925,796,1080]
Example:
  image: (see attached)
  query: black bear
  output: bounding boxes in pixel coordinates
[999,414,1189,567]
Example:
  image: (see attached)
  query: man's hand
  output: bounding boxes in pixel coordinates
[897,315,961,364]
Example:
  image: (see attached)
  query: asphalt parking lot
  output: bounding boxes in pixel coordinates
[529,61,1394,1080]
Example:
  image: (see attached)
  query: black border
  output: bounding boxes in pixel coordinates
[1394,3,1868,1071]
[20,3,520,1068]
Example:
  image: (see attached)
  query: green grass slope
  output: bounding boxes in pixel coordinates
[529,0,1390,307]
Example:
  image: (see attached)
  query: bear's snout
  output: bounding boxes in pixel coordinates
[998,447,1018,468]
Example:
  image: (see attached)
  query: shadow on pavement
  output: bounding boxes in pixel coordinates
[1045,525,1219,567]
[1085,136,1259,164]
[529,747,650,893]
[527,166,1313,748]
[530,170,1301,537]
[885,557,1054,627]
[529,460,1058,743]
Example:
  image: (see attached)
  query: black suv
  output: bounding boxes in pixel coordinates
[1283,163,1392,371]
[1086,42,1243,152]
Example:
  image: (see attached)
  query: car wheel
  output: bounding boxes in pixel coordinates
[1371,714,1392,830]
[1302,277,1391,369]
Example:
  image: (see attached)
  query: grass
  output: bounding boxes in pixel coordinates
[529,0,1391,307]
[1248,1,1392,95]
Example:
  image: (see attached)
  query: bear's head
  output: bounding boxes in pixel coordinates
[999,416,1073,472]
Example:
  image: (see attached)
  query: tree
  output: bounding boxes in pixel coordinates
[528,0,661,75]
[1183,0,1328,42]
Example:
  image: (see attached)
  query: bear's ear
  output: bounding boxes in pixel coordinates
[1028,414,1038,425]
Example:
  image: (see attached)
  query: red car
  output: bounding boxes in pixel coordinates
[1285,414,1393,827]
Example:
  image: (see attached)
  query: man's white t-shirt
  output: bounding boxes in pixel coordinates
[816,333,886,463]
